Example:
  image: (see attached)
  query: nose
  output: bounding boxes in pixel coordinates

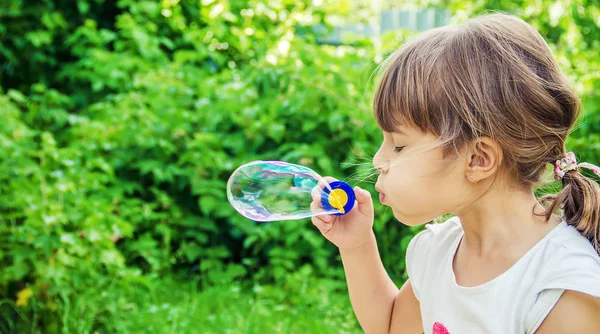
[375,164,386,174]
[372,152,389,174]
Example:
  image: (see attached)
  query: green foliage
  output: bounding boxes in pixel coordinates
[0,0,383,331]
[1,0,598,332]
[3,271,360,333]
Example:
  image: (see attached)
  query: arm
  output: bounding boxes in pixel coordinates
[535,290,600,333]
[340,230,423,334]
[389,280,423,334]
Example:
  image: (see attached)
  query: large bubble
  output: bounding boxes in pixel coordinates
[227,161,354,222]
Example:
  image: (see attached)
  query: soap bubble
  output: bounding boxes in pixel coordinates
[227,161,354,222]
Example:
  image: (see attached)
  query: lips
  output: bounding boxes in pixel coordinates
[375,186,385,203]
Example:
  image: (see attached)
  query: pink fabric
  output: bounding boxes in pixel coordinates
[432,322,450,334]
[554,152,600,181]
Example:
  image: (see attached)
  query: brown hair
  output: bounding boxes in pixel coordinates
[373,13,600,254]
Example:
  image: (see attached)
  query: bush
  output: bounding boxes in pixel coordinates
[1,1,398,331]
[1,0,598,332]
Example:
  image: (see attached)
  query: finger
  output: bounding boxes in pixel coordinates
[353,186,374,216]
[321,176,338,183]
[309,200,333,219]
[310,201,334,230]
[311,185,322,201]
[318,176,339,190]
[311,214,334,234]
[309,197,322,213]
[311,192,322,204]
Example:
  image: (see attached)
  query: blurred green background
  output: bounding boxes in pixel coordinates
[1,0,598,333]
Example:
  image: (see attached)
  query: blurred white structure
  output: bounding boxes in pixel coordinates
[316,8,450,45]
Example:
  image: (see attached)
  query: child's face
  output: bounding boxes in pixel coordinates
[373,126,472,226]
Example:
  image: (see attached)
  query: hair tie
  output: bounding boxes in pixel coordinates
[554,152,600,181]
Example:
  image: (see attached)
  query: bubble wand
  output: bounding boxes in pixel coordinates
[227,161,355,222]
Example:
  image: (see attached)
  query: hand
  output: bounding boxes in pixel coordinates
[310,177,375,252]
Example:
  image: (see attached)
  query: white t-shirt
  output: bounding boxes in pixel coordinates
[406,217,600,334]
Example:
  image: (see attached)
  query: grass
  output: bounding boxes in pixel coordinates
[111,278,361,333]
[3,266,362,333]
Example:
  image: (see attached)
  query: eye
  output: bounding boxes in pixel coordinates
[394,146,405,153]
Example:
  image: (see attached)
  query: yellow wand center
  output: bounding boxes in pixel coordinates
[328,189,348,214]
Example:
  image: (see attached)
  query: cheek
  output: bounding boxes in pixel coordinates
[387,164,461,213]
[387,165,438,205]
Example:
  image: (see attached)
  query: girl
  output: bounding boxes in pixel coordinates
[310,13,600,333]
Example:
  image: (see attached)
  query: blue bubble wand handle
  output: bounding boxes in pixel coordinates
[320,180,355,216]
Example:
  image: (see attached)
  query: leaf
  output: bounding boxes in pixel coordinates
[7,89,26,103]
[25,30,53,47]
[268,123,286,142]
[181,242,203,261]
[243,235,259,249]
[16,287,33,307]
[199,196,216,215]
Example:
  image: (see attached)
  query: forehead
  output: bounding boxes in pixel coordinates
[383,125,411,137]
[382,126,437,146]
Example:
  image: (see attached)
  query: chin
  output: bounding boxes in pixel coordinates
[391,208,429,227]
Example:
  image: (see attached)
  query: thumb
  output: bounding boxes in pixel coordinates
[353,186,374,217]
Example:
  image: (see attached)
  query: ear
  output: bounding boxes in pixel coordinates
[465,137,502,183]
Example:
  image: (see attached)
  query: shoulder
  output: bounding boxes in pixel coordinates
[405,216,463,299]
[407,216,463,255]
[526,222,600,333]
[538,222,600,295]
[535,290,600,333]
[547,221,600,255]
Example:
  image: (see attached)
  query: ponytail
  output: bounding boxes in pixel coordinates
[542,152,600,255]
